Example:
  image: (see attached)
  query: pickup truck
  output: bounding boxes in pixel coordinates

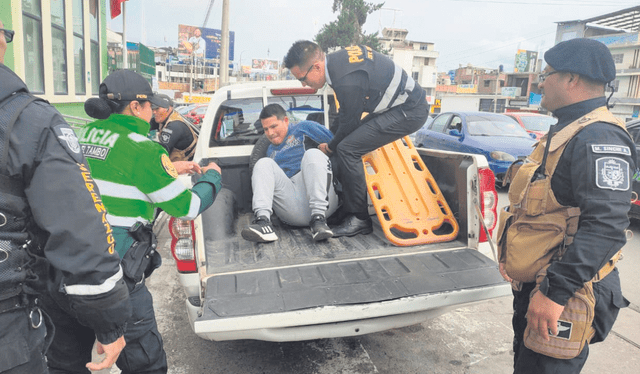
[168,80,511,342]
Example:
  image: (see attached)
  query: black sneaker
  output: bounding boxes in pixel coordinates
[309,214,333,241]
[241,216,278,242]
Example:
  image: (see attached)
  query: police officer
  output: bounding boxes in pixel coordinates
[0,22,131,373]
[284,40,429,237]
[498,38,635,373]
[150,94,199,162]
[43,69,223,374]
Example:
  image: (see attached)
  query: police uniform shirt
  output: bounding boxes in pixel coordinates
[158,119,194,155]
[540,96,636,305]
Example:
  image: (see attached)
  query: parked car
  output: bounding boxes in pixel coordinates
[175,103,197,115]
[626,119,640,220]
[504,112,557,139]
[414,111,536,184]
[183,104,208,125]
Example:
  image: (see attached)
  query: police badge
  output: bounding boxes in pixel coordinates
[54,124,84,163]
[596,157,630,191]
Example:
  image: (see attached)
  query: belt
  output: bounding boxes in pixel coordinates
[0,294,26,314]
[593,250,623,282]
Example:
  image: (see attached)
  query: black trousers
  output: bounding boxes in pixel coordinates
[0,304,51,374]
[42,278,167,374]
[332,102,429,215]
[511,269,627,374]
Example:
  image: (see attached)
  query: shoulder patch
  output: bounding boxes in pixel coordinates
[160,130,172,144]
[595,157,630,191]
[161,154,178,178]
[53,124,84,163]
[591,144,631,156]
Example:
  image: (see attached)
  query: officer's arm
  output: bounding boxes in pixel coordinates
[157,120,189,153]
[25,122,131,344]
[541,125,635,305]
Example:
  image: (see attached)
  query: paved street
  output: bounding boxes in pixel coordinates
[97,190,640,373]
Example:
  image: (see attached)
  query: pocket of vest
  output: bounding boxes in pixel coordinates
[524,281,596,360]
[505,214,567,282]
[496,207,514,263]
[523,177,550,217]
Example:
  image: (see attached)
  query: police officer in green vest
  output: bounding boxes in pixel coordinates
[42,69,222,374]
[498,38,635,373]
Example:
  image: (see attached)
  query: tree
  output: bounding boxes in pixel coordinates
[314,0,385,53]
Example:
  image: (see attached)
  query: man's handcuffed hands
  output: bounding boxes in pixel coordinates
[173,161,221,175]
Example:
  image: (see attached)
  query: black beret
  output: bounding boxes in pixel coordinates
[544,38,615,83]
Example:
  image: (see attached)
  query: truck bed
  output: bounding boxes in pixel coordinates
[202,210,469,276]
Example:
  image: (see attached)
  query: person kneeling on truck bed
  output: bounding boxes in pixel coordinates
[242,103,339,243]
[284,40,429,237]
[59,69,222,374]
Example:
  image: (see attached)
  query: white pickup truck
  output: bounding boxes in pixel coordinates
[168,80,511,342]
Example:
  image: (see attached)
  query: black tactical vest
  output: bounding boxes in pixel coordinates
[0,92,40,301]
[326,45,425,114]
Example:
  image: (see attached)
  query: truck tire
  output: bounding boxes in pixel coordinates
[249,136,270,171]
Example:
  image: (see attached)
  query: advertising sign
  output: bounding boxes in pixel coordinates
[251,59,279,74]
[514,50,538,73]
[178,24,235,62]
[457,84,477,94]
[501,87,519,98]
[529,92,542,106]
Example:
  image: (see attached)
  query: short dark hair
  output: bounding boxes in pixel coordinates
[259,104,287,120]
[284,40,321,69]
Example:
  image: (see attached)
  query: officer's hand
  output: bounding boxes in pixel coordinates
[173,161,202,175]
[86,336,126,372]
[499,262,513,283]
[318,143,333,156]
[526,290,565,341]
[202,161,221,174]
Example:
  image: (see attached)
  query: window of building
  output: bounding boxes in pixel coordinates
[484,80,491,87]
[420,44,429,51]
[89,0,100,94]
[51,0,68,94]
[612,53,624,64]
[610,79,620,93]
[412,72,419,80]
[22,0,45,93]
[73,0,86,95]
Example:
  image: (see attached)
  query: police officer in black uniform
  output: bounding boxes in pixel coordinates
[150,94,199,162]
[501,38,635,373]
[0,22,131,373]
[284,40,429,237]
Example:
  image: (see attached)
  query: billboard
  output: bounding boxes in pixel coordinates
[178,24,235,62]
[457,84,477,94]
[514,50,538,73]
[251,59,279,74]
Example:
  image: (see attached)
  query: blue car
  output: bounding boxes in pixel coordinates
[414,111,536,184]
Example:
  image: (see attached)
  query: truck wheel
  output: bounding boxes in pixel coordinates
[249,136,271,171]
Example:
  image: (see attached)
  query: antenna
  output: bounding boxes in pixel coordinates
[203,0,216,28]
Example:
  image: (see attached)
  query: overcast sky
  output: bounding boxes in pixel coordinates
[108,0,638,73]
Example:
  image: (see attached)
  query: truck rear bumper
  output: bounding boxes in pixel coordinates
[186,248,511,341]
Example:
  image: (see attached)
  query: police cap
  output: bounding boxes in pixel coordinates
[100,70,169,108]
[544,38,615,83]
[154,93,174,108]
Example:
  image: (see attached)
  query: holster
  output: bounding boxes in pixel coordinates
[523,251,621,359]
[121,223,162,284]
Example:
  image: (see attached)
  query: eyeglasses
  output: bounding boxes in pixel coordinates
[297,63,315,83]
[1,28,14,43]
[539,71,559,83]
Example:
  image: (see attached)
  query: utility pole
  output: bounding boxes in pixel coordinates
[494,67,500,113]
[219,0,230,87]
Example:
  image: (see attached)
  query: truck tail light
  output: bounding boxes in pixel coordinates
[478,167,497,243]
[169,217,197,273]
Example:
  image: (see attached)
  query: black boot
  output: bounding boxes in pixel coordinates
[332,214,373,237]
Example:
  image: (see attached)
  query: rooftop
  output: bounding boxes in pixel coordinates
[557,5,640,33]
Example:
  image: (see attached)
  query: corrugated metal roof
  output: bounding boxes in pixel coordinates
[558,5,640,32]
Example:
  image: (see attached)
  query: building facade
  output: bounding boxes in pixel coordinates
[555,6,640,121]
[378,28,439,106]
[1,0,108,119]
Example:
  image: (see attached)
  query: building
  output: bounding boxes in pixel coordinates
[555,6,640,121]
[378,28,439,106]
[1,0,108,119]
